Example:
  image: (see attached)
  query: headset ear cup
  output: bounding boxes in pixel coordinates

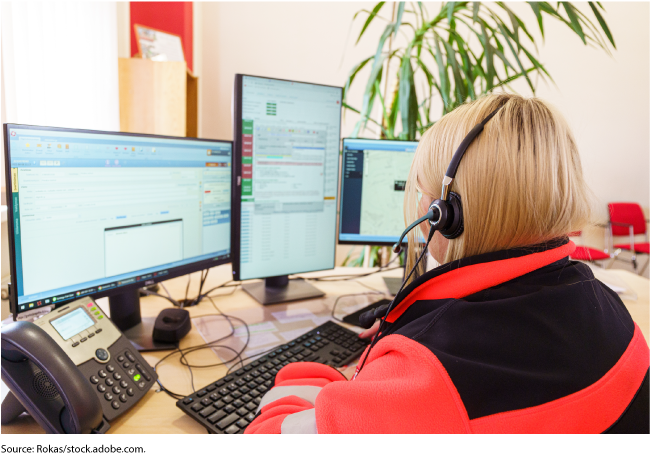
[441,192,464,239]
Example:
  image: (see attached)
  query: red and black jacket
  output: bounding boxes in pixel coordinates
[246,239,649,433]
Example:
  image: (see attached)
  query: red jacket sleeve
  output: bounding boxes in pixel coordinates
[245,334,471,433]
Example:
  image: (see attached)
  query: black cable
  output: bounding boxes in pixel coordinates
[153,289,252,399]
[355,228,435,377]
[298,254,402,282]
[330,291,385,323]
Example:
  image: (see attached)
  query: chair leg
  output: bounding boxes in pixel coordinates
[639,257,649,276]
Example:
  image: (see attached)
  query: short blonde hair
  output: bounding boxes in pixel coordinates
[405,93,594,275]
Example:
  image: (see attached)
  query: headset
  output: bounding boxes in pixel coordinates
[354,104,504,378]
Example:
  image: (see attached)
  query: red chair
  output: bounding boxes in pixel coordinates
[568,231,612,266]
[608,203,650,274]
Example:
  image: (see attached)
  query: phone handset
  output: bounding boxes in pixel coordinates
[1,321,108,433]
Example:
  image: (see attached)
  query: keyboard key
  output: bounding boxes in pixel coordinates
[210,393,219,401]
[224,404,236,414]
[214,400,225,409]
[246,412,256,422]
[254,397,262,405]
[224,376,234,382]
[216,379,226,387]
[197,389,208,397]
[262,373,272,380]
[235,369,246,376]
[233,399,244,408]
[206,384,217,392]
[247,382,257,389]
[222,395,234,404]
[207,410,227,424]
[257,385,268,394]
[246,402,257,411]
[249,390,261,398]
[264,362,274,369]
[201,398,212,406]
[199,406,216,418]
[237,418,249,428]
[219,388,229,396]
[258,367,268,374]
[241,394,253,402]
[217,413,240,430]
[225,424,240,434]
[264,380,272,387]
[236,379,246,387]
[191,403,203,412]
[231,391,242,399]
[240,386,250,394]
[227,384,237,391]
[330,350,340,356]
[237,407,248,416]
[183,397,193,404]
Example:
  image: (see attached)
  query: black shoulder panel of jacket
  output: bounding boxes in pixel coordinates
[386,257,636,420]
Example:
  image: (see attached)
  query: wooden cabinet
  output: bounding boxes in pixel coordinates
[118,58,198,137]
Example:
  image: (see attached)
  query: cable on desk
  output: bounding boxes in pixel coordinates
[153,289,252,399]
[297,254,402,282]
[330,291,385,323]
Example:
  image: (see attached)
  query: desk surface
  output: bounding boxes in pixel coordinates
[2,265,648,434]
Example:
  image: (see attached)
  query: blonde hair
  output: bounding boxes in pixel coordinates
[405,93,594,277]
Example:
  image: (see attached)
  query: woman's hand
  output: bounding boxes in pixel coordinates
[359,321,380,339]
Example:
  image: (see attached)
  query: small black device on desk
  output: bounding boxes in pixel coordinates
[1,297,157,433]
[176,320,369,434]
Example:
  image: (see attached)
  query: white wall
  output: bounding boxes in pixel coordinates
[198,1,649,213]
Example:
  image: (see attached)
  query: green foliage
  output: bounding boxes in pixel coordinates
[344,1,615,140]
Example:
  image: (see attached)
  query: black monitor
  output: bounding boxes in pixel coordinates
[232,75,342,305]
[338,138,418,246]
[3,124,232,350]
[338,138,418,294]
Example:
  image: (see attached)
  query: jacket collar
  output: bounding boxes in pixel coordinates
[386,238,575,323]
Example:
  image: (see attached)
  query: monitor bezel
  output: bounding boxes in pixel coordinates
[337,137,419,247]
[3,123,233,319]
[232,74,343,282]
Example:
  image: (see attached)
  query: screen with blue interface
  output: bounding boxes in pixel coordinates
[6,125,232,314]
[238,76,342,280]
[339,138,417,244]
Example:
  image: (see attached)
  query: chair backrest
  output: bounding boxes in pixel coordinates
[608,203,647,236]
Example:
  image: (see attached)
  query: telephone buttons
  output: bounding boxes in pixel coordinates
[97,384,106,393]
[113,386,121,394]
[72,342,80,347]
[104,392,113,401]
[80,337,88,343]
[106,364,115,372]
[98,369,107,378]
[137,381,146,389]
[127,368,136,377]
[95,328,102,334]
[119,394,128,403]
[105,378,114,386]
[113,372,122,380]
[126,387,135,396]
[111,400,120,410]
[120,380,128,389]
[125,351,136,362]
[90,375,99,384]
[117,355,125,362]
[95,348,109,361]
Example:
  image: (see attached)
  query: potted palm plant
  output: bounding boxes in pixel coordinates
[341,1,615,267]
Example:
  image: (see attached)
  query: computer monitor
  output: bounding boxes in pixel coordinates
[232,75,342,305]
[338,138,417,294]
[338,138,418,246]
[3,124,232,350]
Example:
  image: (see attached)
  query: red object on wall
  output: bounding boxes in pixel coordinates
[130,2,193,72]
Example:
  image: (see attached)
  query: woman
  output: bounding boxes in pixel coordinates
[245,94,649,434]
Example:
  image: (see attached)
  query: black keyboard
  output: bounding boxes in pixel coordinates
[176,320,369,434]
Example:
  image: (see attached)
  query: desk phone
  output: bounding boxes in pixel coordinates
[1,297,157,433]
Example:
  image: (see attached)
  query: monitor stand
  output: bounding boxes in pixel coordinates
[383,251,406,296]
[242,275,324,305]
[108,289,177,352]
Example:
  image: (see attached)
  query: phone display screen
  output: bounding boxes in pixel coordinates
[51,308,94,340]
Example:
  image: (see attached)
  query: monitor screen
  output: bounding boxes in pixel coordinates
[234,75,342,281]
[5,125,232,315]
[339,138,418,245]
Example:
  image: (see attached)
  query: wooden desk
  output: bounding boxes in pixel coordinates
[2,265,648,434]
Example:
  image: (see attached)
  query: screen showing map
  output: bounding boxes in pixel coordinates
[339,139,417,244]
